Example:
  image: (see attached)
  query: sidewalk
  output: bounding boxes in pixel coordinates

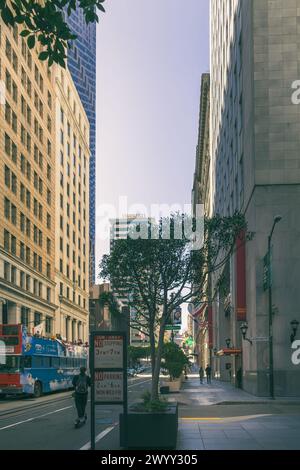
[174,376,300,450]
[168,374,300,406]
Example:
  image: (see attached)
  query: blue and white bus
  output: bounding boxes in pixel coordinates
[0,324,88,398]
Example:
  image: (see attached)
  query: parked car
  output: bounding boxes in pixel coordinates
[127,368,137,377]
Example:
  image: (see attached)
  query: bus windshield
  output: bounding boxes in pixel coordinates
[0,355,21,373]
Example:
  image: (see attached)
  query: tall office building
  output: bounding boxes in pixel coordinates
[54,66,90,343]
[0,22,56,333]
[110,215,153,345]
[210,0,300,396]
[192,73,212,370]
[66,7,96,285]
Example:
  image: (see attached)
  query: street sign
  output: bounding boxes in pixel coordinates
[94,335,123,368]
[165,325,181,331]
[95,371,124,402]
[251,337,269,342]
[90,331,127,450]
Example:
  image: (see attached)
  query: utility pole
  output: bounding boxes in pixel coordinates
[268,216,282,400]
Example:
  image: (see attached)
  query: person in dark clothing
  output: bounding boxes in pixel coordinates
[72,366,91,425]
[236,367,243,389]
[199,367,204,384]
[205,364,212,384]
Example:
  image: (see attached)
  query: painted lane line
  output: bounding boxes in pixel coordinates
[80,425,117,450]
[79,378,151,449]
[0,405,72,431]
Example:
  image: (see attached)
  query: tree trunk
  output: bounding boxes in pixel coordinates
[151,320,166,401]
[149,321,156,378]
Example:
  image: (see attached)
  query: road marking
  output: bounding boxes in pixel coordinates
[181,417,223,421]
[0,405,72,431]
[79,378,151,450]
[80,425,116,450]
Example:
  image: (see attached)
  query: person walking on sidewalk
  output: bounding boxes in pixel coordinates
[205,364,212,384]
[199,366,204,384]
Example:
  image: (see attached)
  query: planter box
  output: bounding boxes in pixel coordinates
[161,378,181,392]
[120,403,178,449]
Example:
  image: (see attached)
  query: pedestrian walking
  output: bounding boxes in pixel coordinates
[199,366,204,384]
[205,364,212,384]
[72,366,91,426]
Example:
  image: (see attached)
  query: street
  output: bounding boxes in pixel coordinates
[0,375,152,450]
[2,374,299,450]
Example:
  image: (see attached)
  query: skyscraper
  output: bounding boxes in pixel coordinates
[66,8,96,285]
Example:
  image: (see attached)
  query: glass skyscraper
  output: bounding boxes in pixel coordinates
[66,8,96,285]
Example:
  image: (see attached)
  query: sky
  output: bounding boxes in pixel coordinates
[95,0,210,277]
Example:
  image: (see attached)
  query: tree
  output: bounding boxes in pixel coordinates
[0,0,105,67]
[162,342,189,381]
[100,213,250,401]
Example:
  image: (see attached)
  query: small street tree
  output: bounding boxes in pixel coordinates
[100,213,250,402]
[0,0,105,67]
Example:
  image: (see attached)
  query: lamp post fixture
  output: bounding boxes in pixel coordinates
[268,215,282,400]
[240,322,253,345]
[225,338,231,348]
[290,319,300,343]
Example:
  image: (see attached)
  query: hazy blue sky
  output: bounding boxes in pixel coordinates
[95,0,210,274]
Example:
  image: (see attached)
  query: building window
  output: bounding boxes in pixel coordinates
[21,307,29,327]
[45,316,51,334]
[4,261,10,281]
[34,311,41,326]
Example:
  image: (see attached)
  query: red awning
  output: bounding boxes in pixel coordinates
[216,348,242,357]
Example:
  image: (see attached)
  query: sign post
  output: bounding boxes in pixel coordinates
[90,331,127,450]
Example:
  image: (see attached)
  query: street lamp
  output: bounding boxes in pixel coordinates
[268,215,282,400]
[240,322,253,345]
[290,319,300,343]
[225,338,231,348]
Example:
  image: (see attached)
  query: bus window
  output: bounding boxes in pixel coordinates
[60,357,66,368]
[32,357,43,368]
[21,356,32,368]
[43,357,50,367]
[51,357,60,368]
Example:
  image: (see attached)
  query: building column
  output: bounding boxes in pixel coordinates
[9,303,21,324]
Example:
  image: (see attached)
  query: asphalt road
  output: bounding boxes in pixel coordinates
[0,374,152,450]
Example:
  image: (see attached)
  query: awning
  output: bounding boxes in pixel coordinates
[216,348,242,357]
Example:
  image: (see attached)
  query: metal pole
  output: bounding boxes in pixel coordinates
[90,333,95,450]
[268,235,274,400]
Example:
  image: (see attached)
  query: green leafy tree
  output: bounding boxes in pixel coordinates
[162,342,189,380]
[0,0,105,67]
[100,213,250,401]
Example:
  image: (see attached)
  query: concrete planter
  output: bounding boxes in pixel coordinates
[120,403,178,449]
[161,378,182,392]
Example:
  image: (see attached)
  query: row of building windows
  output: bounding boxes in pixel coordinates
[4,164,52,223]
[59,281,86,310]
[3,229,51,279]
[3,260,52,303]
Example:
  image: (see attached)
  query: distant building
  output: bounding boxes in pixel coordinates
[191,74,212,370]
[110,215,153,345]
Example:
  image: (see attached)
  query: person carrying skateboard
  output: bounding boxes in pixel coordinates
[72,366,91,427]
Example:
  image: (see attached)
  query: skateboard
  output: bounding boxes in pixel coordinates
[74,416,87,429]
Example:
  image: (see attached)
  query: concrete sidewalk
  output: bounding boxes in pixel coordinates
[174,376,300,450]
[168,374,300,405]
